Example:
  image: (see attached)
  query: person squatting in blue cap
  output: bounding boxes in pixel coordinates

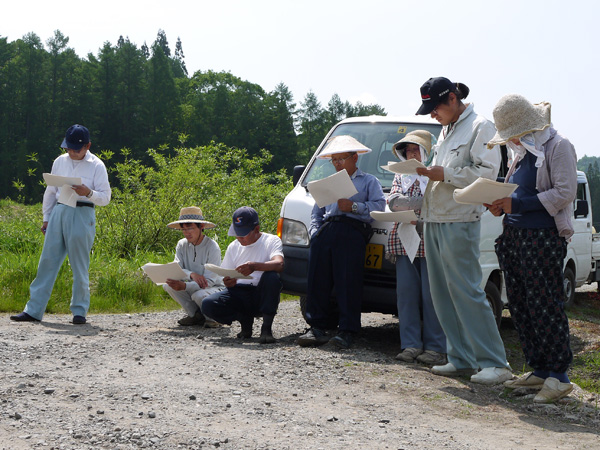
[201,207,285,343]
[11,124,111,325]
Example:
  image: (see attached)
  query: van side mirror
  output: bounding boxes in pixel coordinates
[574,199,589,218]
[292,165,306,186]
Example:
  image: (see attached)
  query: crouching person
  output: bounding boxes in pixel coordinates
[202,207,284,344]
[164,206,224,327]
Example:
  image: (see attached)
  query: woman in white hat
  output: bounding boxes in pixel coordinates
[414,77,512,385]
[485,94,578,403]
[387,130,446,366]
[164,206,224,326]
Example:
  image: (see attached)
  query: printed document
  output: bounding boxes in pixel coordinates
[453,178,518,205]
[381,160,426,175]
[205,264,253,280]
[307,169,358,208]
[141,262,187,285]
[43,173,83,208]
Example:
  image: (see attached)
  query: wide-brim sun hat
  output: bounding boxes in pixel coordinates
[392,130,433,160]
[487,94,551,148]
[317,135,372,159]
[167,206,216,229]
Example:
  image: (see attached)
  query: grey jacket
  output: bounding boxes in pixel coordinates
[421,104,501,223]
[505,128,577,238]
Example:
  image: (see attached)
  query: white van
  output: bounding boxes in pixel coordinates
[277,116,597,327]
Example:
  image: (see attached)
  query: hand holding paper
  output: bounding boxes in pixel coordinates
[381,159,426,175]
[453,178,518,205]
[205,263,253,280]
[307,169,358,208]
[142,262,187,285]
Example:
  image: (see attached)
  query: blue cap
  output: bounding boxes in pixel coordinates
[61,124,90,150]
[228,206,260,237]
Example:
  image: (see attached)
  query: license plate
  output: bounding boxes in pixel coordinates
[364,244,384,269]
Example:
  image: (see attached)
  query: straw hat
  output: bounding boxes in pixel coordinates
[167,206,216,229]
[487,94,551,148]
[317,135,372,158]
[392,130,434,161]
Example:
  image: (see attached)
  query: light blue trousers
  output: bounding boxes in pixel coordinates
[424,222,509,370]
[396,256,446,353]
[25,204,96,320]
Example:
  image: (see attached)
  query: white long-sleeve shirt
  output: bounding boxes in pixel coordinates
[42,151,111,221]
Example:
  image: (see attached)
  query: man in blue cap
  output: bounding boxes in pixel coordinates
[201,207,284,343]
[10,124,111,325]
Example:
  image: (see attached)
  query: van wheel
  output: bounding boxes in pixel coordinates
[485,281,503,329]
[563,267,575,309]
[298,296,339,330]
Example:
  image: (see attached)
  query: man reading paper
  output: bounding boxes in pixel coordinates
[297,135,385,349]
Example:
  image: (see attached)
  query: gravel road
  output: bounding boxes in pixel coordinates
[1,299,599,450]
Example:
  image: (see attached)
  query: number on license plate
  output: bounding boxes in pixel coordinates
[364,244,383,269]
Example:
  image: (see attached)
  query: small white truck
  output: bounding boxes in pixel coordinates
[277,116,599,327]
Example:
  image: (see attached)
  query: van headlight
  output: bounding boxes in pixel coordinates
[278,218,309,246]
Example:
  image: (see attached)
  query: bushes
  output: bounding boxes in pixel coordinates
[0,144,292,313]
[96,143,292,258]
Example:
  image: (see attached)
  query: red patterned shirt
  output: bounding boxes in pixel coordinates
[387,175,425,258]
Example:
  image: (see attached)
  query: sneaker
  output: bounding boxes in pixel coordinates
[236,318,254,339]
[331,331,354,349]
[72,315,87,325]
[533,377,573,403]
[504,372,545,390]
[297,328,330,347]
[204,318,221,328]
[258,331,277,345]
[178,312,206,326]
[431,362,476,377]
[471,367,513,385]
[395,347,423,363]
[10,312,40,322]
[416,350,447,366]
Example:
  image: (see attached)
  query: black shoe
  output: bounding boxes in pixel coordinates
[177,312,206,326]
[331,331,354,349]
[72,315,87,325]
[10,312,40,322]
[237,317,254,339]
[297,328,330,347]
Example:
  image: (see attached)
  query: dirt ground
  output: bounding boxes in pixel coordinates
[1,290,599,450]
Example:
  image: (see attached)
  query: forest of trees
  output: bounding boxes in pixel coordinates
[0,30,386,204]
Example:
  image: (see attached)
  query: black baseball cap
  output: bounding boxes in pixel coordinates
[416,77,454,115]
[228,206,260,237]
[61,124,90,150]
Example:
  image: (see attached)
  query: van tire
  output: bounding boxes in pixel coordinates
[485,281,503,329]
[563,266,575,309]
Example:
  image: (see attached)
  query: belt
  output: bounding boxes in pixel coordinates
[58,201,95,208]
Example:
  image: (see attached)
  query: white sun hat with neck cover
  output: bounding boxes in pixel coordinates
[317,135,372,159]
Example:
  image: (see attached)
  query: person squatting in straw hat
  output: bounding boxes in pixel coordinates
[414,77,512,385]
[11,125,111,325]
[297,135,385,349]
[388,130,447,366]
[201,207,284,344]
[164,207,225,327]
[484,94,577,403]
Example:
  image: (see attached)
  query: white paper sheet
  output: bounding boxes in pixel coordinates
[370,210,418,224]
[43,173,83,208]
[43,173,82,187]
[397,223,421,262]
[453,178,518,205]
[307,169,359,208]
[141,262,188,285]
[205,264,253,280]
[381,159,426,175]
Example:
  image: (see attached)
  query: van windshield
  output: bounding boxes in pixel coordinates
[302,121,442,191]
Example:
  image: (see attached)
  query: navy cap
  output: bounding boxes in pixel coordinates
[416,77,454,115]
[228,206,260,237]
[61,124,90,150]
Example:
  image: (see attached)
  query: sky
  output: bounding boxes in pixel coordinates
[3,0,600,158]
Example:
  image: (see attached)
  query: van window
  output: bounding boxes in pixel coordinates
[302,122,442,191]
